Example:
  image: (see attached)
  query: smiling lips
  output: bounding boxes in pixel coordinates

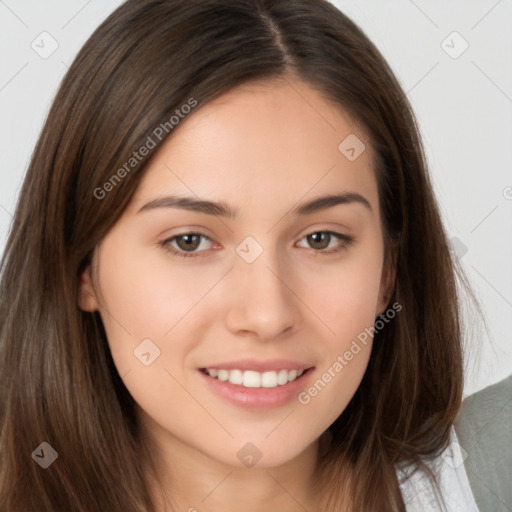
[202,368,305,389]
[199,360,313,408]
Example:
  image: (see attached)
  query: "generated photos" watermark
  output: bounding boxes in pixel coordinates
[298,301,402,405]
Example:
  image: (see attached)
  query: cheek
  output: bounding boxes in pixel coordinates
[305,248,384,345]
[94,236,225,348]
[295,247,383,418]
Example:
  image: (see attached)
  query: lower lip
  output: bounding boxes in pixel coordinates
[198,369,314,409]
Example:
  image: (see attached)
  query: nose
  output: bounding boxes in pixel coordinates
[224,252,302,341]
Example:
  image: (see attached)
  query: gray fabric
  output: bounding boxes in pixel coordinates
[454,374,512,512]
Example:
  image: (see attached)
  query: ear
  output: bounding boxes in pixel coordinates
[376,246,397,317]
[78,264,100,312]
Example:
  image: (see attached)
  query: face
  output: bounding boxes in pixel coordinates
[80,77,394,470]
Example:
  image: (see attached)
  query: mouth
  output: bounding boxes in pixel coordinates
[198,364,314,409]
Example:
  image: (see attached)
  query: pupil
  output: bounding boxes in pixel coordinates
[308,232,329,249]
[177,234,200,251]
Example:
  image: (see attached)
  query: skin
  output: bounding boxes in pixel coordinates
[80,75,395,512]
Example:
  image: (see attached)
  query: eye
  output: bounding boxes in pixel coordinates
[160,233,216,258]
[296,231,354,254]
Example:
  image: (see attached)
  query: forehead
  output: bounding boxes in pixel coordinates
[130,78,379,218]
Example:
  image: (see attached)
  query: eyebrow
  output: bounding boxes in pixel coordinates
[137,192,372,217]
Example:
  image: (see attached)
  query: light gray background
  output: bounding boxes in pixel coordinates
[0,0,511,396]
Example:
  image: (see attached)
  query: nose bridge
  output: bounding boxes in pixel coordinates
[224,238,300,339]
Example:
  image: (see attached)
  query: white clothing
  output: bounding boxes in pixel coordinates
[396,427,480,511]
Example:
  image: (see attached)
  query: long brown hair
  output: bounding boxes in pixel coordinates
[0,1,477,510]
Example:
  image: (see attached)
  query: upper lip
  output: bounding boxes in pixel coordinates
[200,358,314,372]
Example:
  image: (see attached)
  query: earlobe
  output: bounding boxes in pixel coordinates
[78,264,99,312]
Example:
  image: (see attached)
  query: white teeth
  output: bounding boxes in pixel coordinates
[261,371,277,388]
[242,370,261,388]
[205,368,306,388]
[277,369,289,385]
[217,369,229,382]
[229,369,243,385]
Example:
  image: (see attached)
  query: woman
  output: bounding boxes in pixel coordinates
[0,1,482,510]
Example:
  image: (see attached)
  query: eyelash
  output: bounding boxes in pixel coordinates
[159,231,354,259]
